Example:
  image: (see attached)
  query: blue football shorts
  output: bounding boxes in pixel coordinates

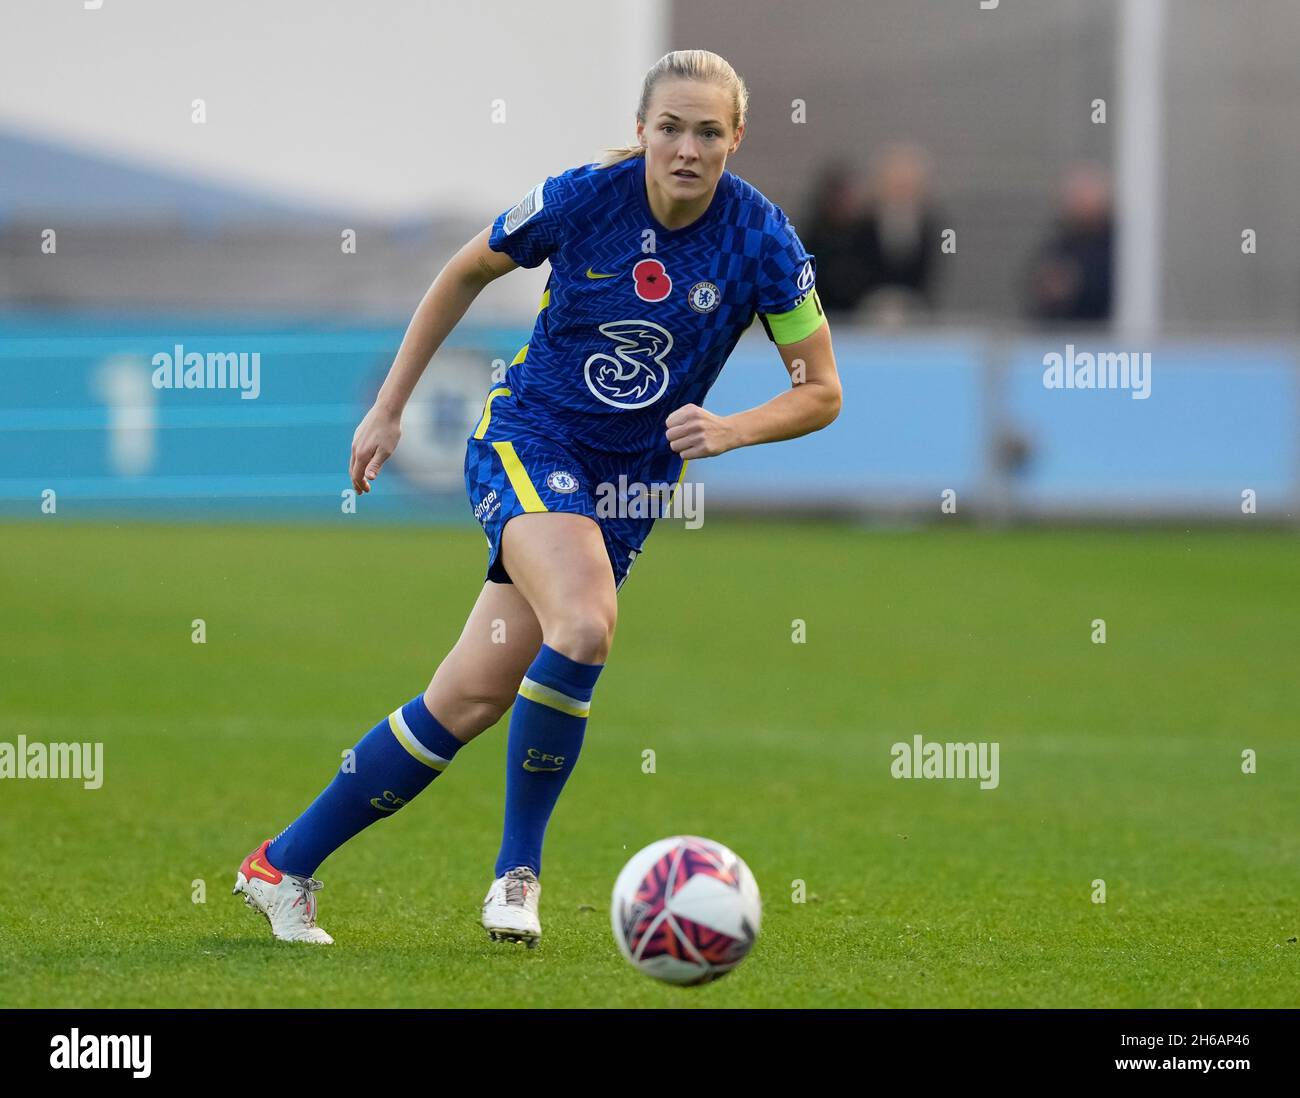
[464,386,688,590]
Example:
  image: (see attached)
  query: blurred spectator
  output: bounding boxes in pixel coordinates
[799,162,873,319]
[1026,163,1114,323]
[860,143,942,323]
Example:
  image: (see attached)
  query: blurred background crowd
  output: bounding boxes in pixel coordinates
[802,150,1115,327]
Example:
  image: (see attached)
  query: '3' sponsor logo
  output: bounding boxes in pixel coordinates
[583,319,673,410]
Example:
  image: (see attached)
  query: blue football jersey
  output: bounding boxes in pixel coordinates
[486,154,819,455]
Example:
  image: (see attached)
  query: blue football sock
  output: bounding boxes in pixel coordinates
[495,643,604,878]
[267,695,463,877]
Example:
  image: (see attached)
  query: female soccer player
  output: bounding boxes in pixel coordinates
[234,49,841,946]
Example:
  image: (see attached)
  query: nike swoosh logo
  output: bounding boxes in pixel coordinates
[370,798,400,812]
[586,268,617,279]
[250,858,274,877]
[522,761,564,772]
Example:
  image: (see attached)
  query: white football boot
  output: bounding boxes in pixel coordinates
[233,839,334,944]
[482,867,542,948]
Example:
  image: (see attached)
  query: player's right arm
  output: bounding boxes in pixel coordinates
[349,227,518,493]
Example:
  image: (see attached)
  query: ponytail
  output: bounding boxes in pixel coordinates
[594,143,646,169]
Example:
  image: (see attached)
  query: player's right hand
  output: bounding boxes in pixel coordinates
[349,404,402,494]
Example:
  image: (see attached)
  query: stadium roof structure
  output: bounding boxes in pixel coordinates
[0,127,351,228]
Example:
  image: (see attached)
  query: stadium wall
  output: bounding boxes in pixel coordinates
[2,314,1294,524]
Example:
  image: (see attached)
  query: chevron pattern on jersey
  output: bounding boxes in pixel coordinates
[486,155,817,455]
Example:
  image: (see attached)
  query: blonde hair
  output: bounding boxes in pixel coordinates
[595,50,749,169]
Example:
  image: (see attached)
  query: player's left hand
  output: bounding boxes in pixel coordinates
[664,404,738,459]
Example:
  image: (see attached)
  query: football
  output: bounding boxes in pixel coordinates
[610,835,761,985]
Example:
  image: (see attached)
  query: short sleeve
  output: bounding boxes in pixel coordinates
[756,209,817,316]
[488,174,569,269]
[755,209,824,344]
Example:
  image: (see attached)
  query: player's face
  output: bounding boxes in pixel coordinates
[638,80,742,202]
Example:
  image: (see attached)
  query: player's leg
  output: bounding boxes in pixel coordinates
[234,580,542,943]
[423,578,543,742]
[481,511,616,945]
[261,580,542,875]
[503,511,619,663]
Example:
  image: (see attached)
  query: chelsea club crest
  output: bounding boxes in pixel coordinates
[688,281,721,314]
[546,470,580,493]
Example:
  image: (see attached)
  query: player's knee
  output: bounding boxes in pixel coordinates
[423,684,512,739]
[462,696,514,734]
[545,606,616,664]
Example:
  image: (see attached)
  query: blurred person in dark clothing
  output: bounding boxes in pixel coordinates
[1026,163,1113,323]
[860,143,942,323]
[799,162,873,319]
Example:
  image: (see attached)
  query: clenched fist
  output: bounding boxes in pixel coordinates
[664,403,738,459]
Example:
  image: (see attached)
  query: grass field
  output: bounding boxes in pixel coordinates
[1,519,1296,1008]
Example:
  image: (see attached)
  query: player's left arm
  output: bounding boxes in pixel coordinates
[665,314,841,459]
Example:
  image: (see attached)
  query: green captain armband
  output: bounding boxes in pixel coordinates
[757,288,826,345]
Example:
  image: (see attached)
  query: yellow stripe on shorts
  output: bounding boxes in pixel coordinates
[492,440,547,513]
[668,458,689,509]
[473,386,512,440]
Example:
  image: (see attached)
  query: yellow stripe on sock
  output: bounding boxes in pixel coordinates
[518,676,591,718]
[387,710,450,771]
[492,441,547,512]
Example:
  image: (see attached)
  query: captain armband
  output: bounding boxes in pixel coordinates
[756,287,826,345]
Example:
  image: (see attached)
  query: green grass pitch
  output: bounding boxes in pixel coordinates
[1,519,1296,1007]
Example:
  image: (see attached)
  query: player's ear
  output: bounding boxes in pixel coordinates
[729,122,744,156]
